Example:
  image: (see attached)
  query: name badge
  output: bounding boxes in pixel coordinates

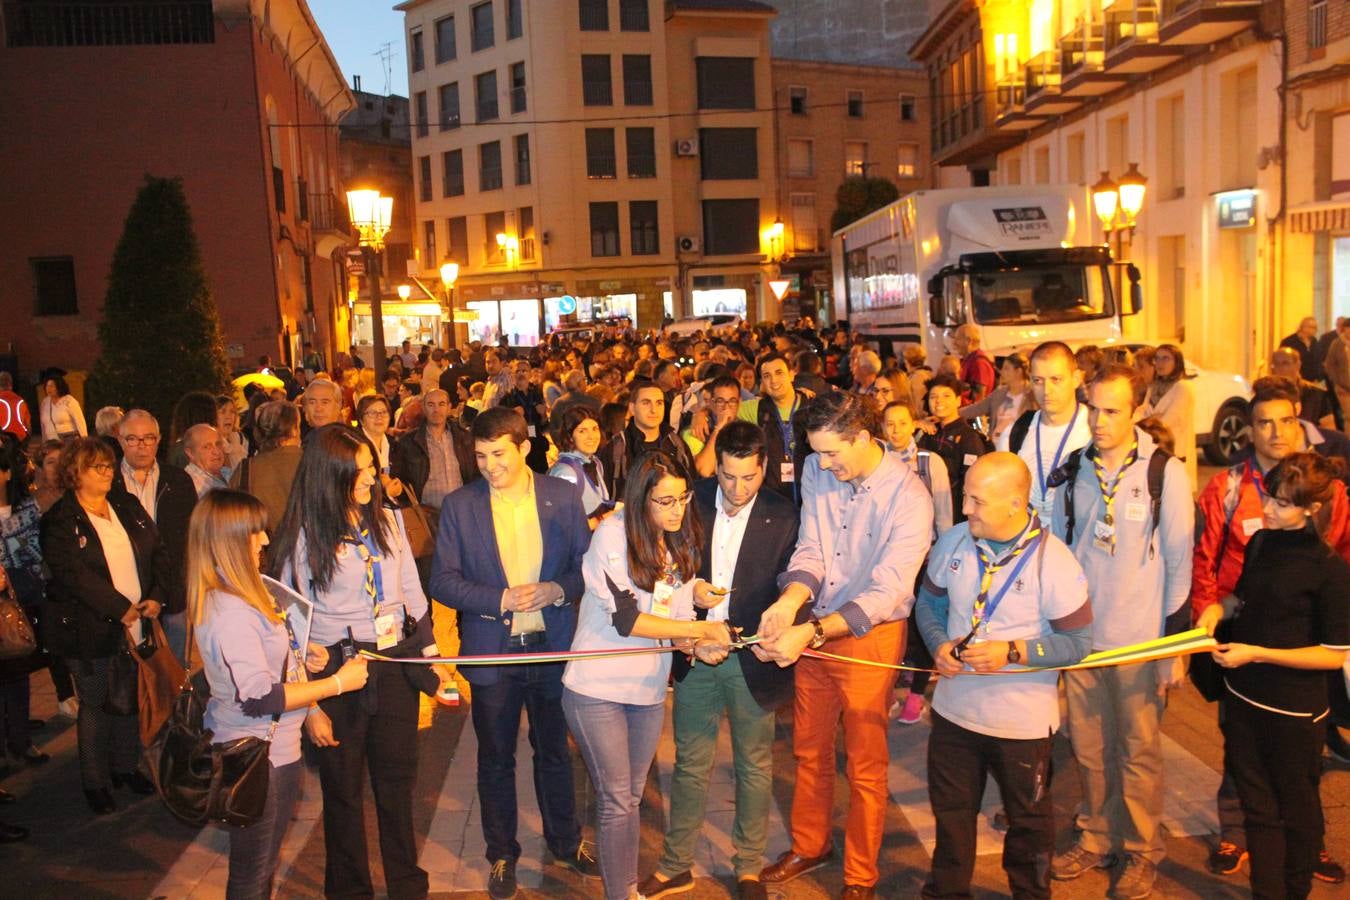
[527,424,537,437]
[1092,519,1115,551]
[374,613,398,650]
[1241,517,1263,537]
[1124,502,1147,523]
[650,581,675,619]
[780,461,795,483]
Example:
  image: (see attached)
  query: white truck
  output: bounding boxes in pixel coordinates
[832,185,1253,464]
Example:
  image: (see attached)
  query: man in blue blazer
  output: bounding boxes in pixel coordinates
[431,407,597,899]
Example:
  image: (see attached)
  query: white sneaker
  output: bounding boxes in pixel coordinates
[57,698,79,720]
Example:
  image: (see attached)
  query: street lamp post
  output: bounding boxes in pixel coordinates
[440,260,459,349]
[1091,163,1147,306]
[346,188,394,385]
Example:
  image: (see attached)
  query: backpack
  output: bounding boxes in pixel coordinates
[1006,409,1037,454]
[1049,446,1171,559]
[912,450,933,496]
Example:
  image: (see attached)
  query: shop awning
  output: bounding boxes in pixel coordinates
[352,301,444,317]
[1288,200,1350,234]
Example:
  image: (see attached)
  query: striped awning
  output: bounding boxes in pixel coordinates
[1289,200,1350,233]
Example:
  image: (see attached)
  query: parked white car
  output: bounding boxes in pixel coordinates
[1122,345,1252,466]
[663,314,743,337]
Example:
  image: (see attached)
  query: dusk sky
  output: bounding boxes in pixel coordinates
[311,0,409,98]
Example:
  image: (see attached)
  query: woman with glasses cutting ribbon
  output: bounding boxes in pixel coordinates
[562,451,733,900]
[267,424,446,900]
[188,489,369,898]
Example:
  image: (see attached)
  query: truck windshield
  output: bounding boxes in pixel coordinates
[969,265,1112,326]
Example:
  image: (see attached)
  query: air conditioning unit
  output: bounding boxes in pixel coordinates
[674,138,699,157]
[677,235,700,253]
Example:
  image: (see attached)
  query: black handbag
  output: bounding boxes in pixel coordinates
[104,644,139,716]
[144,616,282,828]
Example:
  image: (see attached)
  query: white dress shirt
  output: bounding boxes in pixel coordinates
[707,486,753,622]
[121,459,161,521]
[88,507,141,606]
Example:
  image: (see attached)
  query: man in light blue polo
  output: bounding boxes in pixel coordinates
[1049,365,1193,899]
[915,452,1093,899]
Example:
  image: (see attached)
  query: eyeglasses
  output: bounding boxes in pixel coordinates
[90,464,115,475]
[649,491,694,509]
[709,397,739,408]
[122,434,159,446]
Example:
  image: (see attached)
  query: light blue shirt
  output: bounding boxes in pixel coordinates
[781,448,933,636]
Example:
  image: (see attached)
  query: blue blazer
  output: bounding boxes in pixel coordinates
[430,474,591,685]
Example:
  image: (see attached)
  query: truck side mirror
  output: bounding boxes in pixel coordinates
[929,293,947,327]
[1125,263,1143,316]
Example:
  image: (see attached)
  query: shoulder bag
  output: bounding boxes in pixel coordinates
[145,609,284,828]
[0,578,37,660]
[399,483,439,561]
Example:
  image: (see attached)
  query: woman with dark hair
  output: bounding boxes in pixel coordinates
[189,490,369,898]
[31,440,66,514]
[168,390,221,468]
[562,452,732,900]
[38,376,86,442]
[1141,343,1196,488]
[40,437,169,814]
[548,405,613,529]
[1199,452,1350,900]
[229,401,302,535]
[0,437,48,767]
[267,424,443,899]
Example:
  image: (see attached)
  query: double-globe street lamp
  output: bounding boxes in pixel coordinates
[1092,163,1148,307]
[346,188,393,385]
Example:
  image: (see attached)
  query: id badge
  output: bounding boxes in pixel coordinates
[1241,517,1262,537]
[374,613,398,650]
[527,424,537,437]
[780,461,795,483]
[650,581,675,619]
[1092,519,1115,551]
[1125,502,1147,523]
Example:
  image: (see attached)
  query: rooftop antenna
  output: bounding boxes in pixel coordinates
[374,41,395,95]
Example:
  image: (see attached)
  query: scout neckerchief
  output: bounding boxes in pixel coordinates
[954,516,1043,657]
[1090,440,1140,554]
[349,526,386,617]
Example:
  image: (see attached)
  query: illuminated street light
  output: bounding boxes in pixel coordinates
[1092,171,1119,231]
[440,260,460,349]
[1117,162,1148,226]
[346,188,395,383]
[496,232,519,269]
[397,284,411,300]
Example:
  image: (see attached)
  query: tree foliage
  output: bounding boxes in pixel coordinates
[830,176,902,233]
[90,176,231,428]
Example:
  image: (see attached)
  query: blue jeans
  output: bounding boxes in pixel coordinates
[227,759,303,899]
[563,688,665,900]
[469,655,579,863]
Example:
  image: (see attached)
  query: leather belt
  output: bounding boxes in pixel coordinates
[505,631,547,649]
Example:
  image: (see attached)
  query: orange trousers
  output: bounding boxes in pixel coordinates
[787,619,904,887]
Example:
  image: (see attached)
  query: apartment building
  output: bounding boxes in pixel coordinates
[912,0,1280,380]
[397,0,781,342]
[772,58,930,319]
[1282,0,1350,325]
[0,0,353,375]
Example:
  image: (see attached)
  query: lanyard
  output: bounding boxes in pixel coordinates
[1035,404,1080,498]
[971,519,1043,633]
[1245,459,1267,500]
[277,607,304,684]
[349,527,386,618]
[770,395,799,452]
[1090,441,1139,529]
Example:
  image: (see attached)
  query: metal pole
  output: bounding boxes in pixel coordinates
[446,283,457,350]
[368,245,387,386]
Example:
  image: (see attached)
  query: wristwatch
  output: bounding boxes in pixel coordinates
[808,617,827,649]
[1007,641,1021,664]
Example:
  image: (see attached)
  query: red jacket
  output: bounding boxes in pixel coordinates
[1192,459,1350,616]
[0,390,30,441]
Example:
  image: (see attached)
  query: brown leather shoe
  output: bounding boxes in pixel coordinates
[839,886,875,900]
[760,847,835,884]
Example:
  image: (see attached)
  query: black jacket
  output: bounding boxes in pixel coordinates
[756,392,811,506]
[110,463,196,614]
[40,490,172,660]
[390,419,478,500]
[672,478,801,710]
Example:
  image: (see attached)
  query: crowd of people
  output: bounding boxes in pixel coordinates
[0,314,1346,900]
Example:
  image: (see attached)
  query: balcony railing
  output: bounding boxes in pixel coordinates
[1061,17,1105,76]
[1309,0,1327,50]
[995,77,1026,118]
[1105,0,1162,53]
[308,192,351,235]
[3,0,214,47]
[1024,50,1062,100]
[619,0,650,31]
[583,81,613,105]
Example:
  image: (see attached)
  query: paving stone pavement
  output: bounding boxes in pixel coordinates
[2,663,1347,898]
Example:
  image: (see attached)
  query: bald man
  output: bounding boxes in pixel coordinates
[914,452,1093,900]
[183,423,228,496]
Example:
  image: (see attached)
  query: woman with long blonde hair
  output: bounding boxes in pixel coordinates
[188,490,368,899]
